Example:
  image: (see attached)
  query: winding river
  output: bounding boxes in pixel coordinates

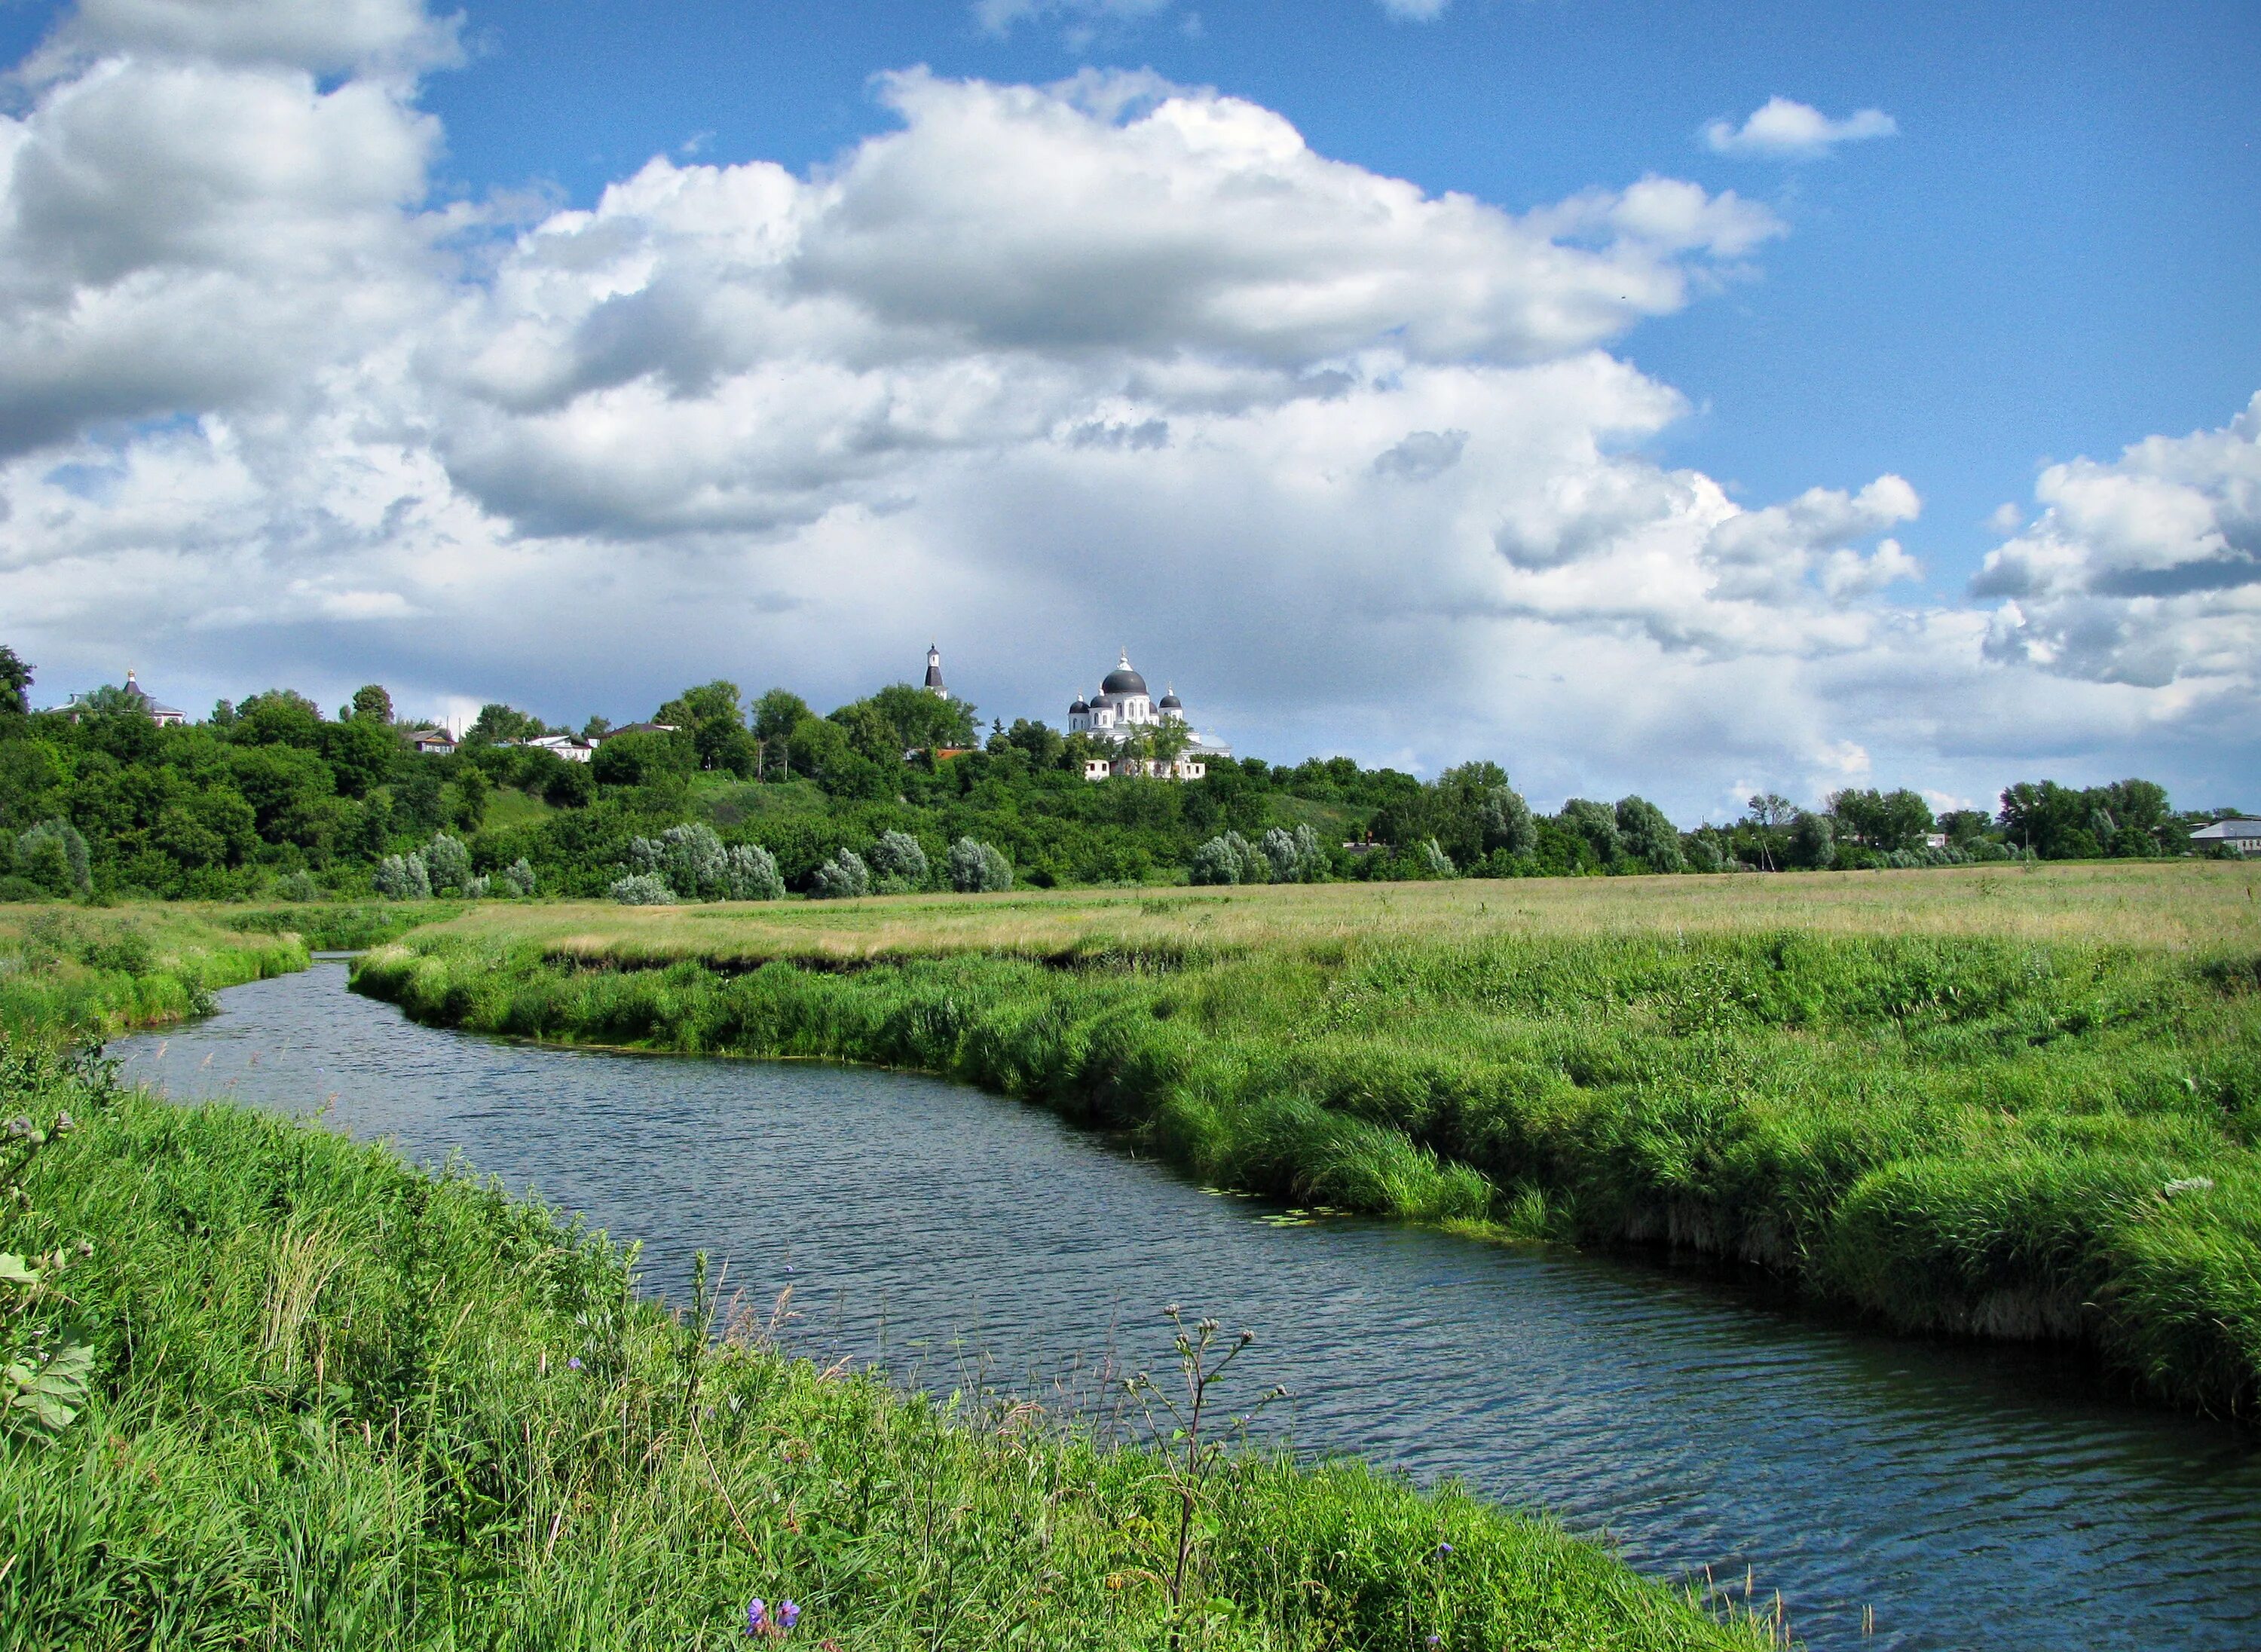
[112,961,2261,1652]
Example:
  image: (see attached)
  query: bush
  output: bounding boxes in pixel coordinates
[947,837,1013,893]
[495,858,538,898]
[1418,838,1455,879]
[271,869,323,902]
[607,873,677,905]
[15,818,90,898]
[870,830,930,893]
[372,852,430,900]
[809,848,870,899]
[424,833,473,895]
[1259,824,1327,883]
[719,843,784,901]
[1788,811,1837,870]
[1192,831,1268,886]
[1479,787,1537,857]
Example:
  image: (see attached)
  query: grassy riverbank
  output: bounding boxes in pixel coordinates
[1,1029,1774,1647]
[0,904,309,1036]
[355,863,2261,1415]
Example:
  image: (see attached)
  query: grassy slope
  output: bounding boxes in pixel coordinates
[0,913,1772,1650]
[354,864,2261,1414]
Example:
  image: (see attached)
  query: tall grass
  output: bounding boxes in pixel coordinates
[0,1031,1774,1650]
[0,904,307,1037]
[355,886,2261,1416]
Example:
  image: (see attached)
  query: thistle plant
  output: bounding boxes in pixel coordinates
[1123,1305,1289,1638]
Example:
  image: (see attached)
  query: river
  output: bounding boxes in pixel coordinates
[109,960,2261,1652]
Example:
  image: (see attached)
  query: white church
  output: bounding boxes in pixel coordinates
[1066,651,1232,781]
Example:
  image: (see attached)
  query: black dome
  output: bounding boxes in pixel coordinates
[1101,664,1147,696]
[1158,691,1182,709]
[1069,698,1089,714]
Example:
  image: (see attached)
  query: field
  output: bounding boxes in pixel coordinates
[0,916,1774,1650]
[354,861,2261,1414]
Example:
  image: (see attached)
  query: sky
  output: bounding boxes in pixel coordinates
[1,0,2255,820]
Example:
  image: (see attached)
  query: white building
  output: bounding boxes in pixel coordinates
[924,644,949,700]
[2189,817,2261,855]
[1066,651,1232,781]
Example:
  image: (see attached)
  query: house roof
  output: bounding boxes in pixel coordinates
[2189,818,2261,840]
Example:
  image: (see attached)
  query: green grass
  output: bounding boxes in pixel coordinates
[482,785,557,832]
[0,1026,1772,1649]
[0,904,308,1038]
[353,869,2261,1416]
[695,776,833,829]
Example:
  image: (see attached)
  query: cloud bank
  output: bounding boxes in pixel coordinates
[0,0,2249,817]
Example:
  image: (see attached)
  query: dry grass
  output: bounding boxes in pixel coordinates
[407,860,2259,968]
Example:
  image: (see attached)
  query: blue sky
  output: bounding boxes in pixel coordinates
[2,0,2256,814]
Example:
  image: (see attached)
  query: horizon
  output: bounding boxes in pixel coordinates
[2,0,2253,821]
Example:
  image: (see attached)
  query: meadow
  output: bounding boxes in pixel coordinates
[353,861,2261,1415]
[0,932,1776,1650]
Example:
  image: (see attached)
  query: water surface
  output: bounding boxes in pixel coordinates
[112,962,2261,1652]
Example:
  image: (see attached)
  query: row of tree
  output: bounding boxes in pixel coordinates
[0,644,2238,904]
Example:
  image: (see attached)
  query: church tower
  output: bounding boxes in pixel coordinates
[924,644,948,700]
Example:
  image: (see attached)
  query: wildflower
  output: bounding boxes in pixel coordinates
[52,1112,75,1136]
[1434,1542,1453,1559]
[780,1601,801,1630]
[746,1598,767,1635]
[3,1116,31,1138]
[567,1356,583,1371]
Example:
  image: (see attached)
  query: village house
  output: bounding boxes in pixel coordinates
[2189,817,2261,855]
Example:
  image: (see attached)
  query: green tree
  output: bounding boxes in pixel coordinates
[231,690,326,750]
[466,703,550,746]
[348,684,394,724]
[1614,795,1685,870]
[1559,799,1622,864]
[1826,788,1934,853]
[0,645,32,716]
[318,715,398,798]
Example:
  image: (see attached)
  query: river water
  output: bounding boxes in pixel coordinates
[110,962,2261,1651]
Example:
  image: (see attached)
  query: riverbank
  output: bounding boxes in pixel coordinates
[0,904,310,1036]
[353,864,2261,1415]
[1,914,1779,1649]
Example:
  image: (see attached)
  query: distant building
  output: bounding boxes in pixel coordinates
[924,644,950,700]
[2189,817,2261,855]
[59,670,185,726]
[405,727,457,754]
[505,733,594,763]
[1066,650,1231,781]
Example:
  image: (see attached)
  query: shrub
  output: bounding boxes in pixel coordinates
[870,830,930,893]
[809,848,870,900]
[372,852,430,900]
[1615,796,1685,872]
[1192,831,1268,886]
[14,818,90,898]
[660,822,728,899]
[607,873,677,905]
[495,858,538,898]
[1419,838,1455,879]
[720,843,784,901]
[1259,824,1327,883]
[947,837,1013,893]
[271,869,322,902]
[424,833,473,895]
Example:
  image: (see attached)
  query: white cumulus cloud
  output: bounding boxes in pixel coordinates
[1702,97,1898,161]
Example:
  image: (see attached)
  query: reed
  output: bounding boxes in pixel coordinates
[353,863,2261,1415]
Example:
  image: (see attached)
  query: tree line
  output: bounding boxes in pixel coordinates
[0,645,2237,904]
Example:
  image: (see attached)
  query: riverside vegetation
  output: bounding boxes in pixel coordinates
[354,861,2261,1416]
[0,910,1782,1647]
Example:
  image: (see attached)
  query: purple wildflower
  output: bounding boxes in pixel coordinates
[1434,1541,1453,1559]
[746,1597,767,1635]
[779,1600,800,1630]
[567,1356,583,1371]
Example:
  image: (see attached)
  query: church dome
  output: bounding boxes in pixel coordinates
[1158,689,1182,710]
[1100,652,1147,696]
[1069,697,1090,714]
